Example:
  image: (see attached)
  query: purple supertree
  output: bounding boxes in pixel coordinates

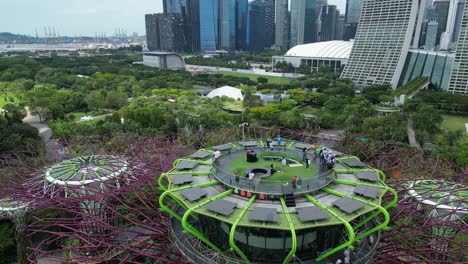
[334,134,467,263]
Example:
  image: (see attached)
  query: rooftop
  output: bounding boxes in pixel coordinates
[285,40,353,59]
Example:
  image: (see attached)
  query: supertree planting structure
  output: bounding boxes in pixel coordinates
[333,134,468,263]
[158,136,397,264]
[0,129,465,263]
[0,135,192,263]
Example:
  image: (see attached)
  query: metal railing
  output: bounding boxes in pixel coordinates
[213,147,334,195]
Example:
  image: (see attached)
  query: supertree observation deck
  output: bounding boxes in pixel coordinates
[158,139,398,264]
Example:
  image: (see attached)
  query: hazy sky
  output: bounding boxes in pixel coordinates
[0,0,346,37]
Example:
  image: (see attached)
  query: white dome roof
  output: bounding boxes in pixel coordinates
[207,86,245,100]
[285,41,353,59]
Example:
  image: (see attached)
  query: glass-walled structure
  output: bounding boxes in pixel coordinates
[200,0,219,51]
[399,49,455,90]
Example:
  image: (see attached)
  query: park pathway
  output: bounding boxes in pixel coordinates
[407,117,421,149]
[22,108,61,162]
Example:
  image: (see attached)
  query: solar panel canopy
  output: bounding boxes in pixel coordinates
[249,207,279,222]
[189,150,212,159]
[180,187,208,202]
[212,144,232,151]
[296,206,331,222]
[354,185,380,198]
[172,174,193,185]
[332,197,365,214]
[176,160,198,170]
[341,158,367,168]
[204,199,238,216]
[356,171,379,182]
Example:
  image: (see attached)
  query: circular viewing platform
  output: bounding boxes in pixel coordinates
[159,139,395,264]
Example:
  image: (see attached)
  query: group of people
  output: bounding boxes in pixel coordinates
[291,175,303,189]
[318,147,336,169]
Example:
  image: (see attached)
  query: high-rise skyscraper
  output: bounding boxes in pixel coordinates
[315,0,329,42]
[200,0,219,51]
[274,0,289,50]
[219,0,237,51]
[236,0,248,50]
[439,0,462,50]
[425,20,439,50]
[158,13,186,52]
[341,0,422,88]
[247,0,266,53]
[336,14,346,40]
[434,0,451,46]
[452,0,465,42]
[263,0,276,48]
[145,14,160,51]
[344,0,363,40]
[320,5,340,41]
[448,3,468,94]
[290,0,317,47]
[162,0,201,52]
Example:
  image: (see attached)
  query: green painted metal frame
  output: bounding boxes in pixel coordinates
[159,180,219,222]
[322,187,390,241]
[280,197,297,264]
[181,189,234,255]
[331,179,397,230]
[304,194,355,262]
[229,194,257,263]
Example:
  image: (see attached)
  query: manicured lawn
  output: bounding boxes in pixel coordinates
[228,152,317,183]
[441,114,468,133]
[219,71,293,85]
[66,112,87,122]
[299,106,322,115]
[223,101,245,112]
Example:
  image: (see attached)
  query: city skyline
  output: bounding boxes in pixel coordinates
[0,0,346,36]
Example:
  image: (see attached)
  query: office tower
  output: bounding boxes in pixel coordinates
[448,3,468,94]
[341,0,421,88]
[145,14,160,51]
[420,6,439,47]
[434,0,451,46]
[274,0,289,50]
[247,0,266,53]
[290,0,317,47]
[315,0,328,42]
[263,0,275,48]
[219,0,236,51]
[236,0,248,50]
[162,0,200,52]
[158,13,186,52]
[452,0,465,42]
[200,0,219,51]
[425,20,439,49]
[336,15,346,40]
[344,0,363,40]
[439,0,461,49]
[320,5,340,41]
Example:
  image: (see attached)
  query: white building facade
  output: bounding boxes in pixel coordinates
[341,0,422,88]
[448,2,468,94]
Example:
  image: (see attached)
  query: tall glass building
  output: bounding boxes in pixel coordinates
[236,0,248,51]
[200,0,219,51]
[219,0,237,51]
[320,5,340,41]
[344,0,363,40]
[247,0,266,53]
[341,0,421,88]
[263,0,276,48]
[162,0,200,52]
[448,2,468,94]
[290,0,317,47]
[275,0,289,50]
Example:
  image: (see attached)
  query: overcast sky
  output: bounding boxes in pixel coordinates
[0,0,346,37]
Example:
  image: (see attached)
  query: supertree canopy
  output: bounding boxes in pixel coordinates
[158,139,397,263]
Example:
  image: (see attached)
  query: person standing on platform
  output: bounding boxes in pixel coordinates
[306,157,310,170]
[291,176,297,189]
[281,157,287,173]
[311,143,317,159]
[277,135,282,148]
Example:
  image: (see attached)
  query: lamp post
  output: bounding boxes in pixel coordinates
[239,122,249,142]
